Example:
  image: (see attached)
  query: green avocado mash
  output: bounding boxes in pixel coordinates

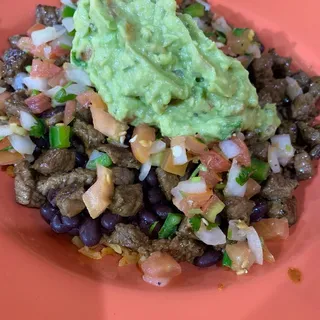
[72,0,280,141]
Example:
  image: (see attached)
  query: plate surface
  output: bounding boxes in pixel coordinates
[0,0,320,319]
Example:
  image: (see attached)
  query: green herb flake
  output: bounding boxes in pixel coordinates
[222,251,232,268]
[149,221,159,235]
[54,88,76,104]
[30,119,45,138]
[183,3,205,18]
[206,222,218,230]
[189,214,202,232]
[31,89,41,96]
[232,28,247,37]
[215,31,227,44]
[62,6,76,18]
[158,213,183,239]
[235,166,253,186]
[71,51,87,68]
[204,32,215,38]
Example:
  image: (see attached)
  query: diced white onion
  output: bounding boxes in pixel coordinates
[53,24,67,38]
[215,42,225,48]
[246,227,263,265]
[31,27,59,46]
[43,46,52,60]
[171,145,188,165]
[23,77,48,92]
[139,160,152,181]
[195,0,211,11]
[271,134,295,167]
[46,86,63,97]
[129,135,137,143]
[195,225,227,246]
[171,178,207,203]
[12,73,28,91]
[61,0,77,9]
[213,17,232,34]
[219,139,241,159]
[9,134,36,155]
[51,33,73,49]
[268,145,281,173]
[150,140,166,154]
[64,63,92,86]
[62,18,75,33]
[66,83,88,95]
[0,125,13,137]
[227,220,247,241]
[247,43,261,59]
[224,159,247,197]
[286,76,303,101]
[0,87,6,94]
[20,111,37,131]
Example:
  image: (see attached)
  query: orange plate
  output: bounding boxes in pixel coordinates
[1,0,320,319]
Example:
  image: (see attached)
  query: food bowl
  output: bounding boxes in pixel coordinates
[1,0,320,319]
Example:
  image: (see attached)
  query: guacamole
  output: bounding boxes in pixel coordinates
[72,0,280,141]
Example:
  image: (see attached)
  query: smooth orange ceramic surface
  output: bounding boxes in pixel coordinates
[1,0,320,319]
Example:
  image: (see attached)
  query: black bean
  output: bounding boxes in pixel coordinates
[75,152,88,168]
[100,210,123,234]
[147,187,165,205]
[193,249,222,268]
[139,209,159,225]
[68,228,79,236]
[47,188,59,207]
[31,136,50,149]
[153,203,173,220]
[124,125,134,145]
[79,218,102,247]
[139,219,163,239]
[32,146,42,161]
[145,168,158,187]
[250,199,268,223]
[41,105,64,119]
[61,215,81,229]
[50,215,72,234]
[40,202,59,224]
[71,135,85,154]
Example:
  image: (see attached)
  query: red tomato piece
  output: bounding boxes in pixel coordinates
[199,168,222,188]
[30,59,61,78]
[25,93,52,114]
[48,71,69,87]
[64,100,77,125]
[200,150,231,173]
[0,151,23,166]
[231,136,251,167]
[27,23,45,36]
[0,91,11,111]
[252,218,289,241]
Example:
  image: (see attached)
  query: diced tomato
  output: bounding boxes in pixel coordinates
[185,136,208,154]
[131,124,156,164]
[199,168,222,188]
[245,178,261,199]
[0,137,11,151]
[161,149,188,176]
[179,190,213,216]
[0,151,23,166]
[141,252,181,287]
[200,150,231,173]
[25,93,52,114]
[77,91,102,108]
[226,242,256,273]
[48,71,69,87]
[64,100,76,125]
[176,0,183,5]
[50,44,71,59]
[30,59,61,78]
[231,136,251,167]
[0,91,11,110]
[27,23,45,36]
[252,218,289,241]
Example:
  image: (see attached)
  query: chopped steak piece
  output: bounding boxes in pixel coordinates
[292,71,311,92]
[309,78,320,100]
[249,141,269,161]
[14,161,45,208]
[111,167,135,185]
[297,122,320,147]
[36,5,61,26]
[109,184,143,217]
[258,90,273,106]
[250,53,274,89]
[108,223,150,251]
[8,35,24,49]
[277,121,298,144]
[291,92,318,121]
[267,196,297,226]
[32,149,76,175]
[310,144,320,160]
[2,48,32,85]
[98,144,140,169]
[4,91,29,117]
[73,119,105,150]
[294,151,314,180]
[75,102,92,124]
[223,197,255,224]
[37,168,96,196]
[155,168,179,200]
[55,184,85,217]
[258,79,287,104]
[270,49,292,78]
[261,173,298,200]
[138,236,205,263]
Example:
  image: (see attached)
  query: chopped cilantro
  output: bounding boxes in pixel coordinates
[222,251,232,268]
[62,6,76,18]
[189,214,202,232]
[235,166,253,186]
[206,222,218,230]
[54,88,76,103]
[149,221,159,234]
[31,89,40,96]
[30,119,45,138]
[232,28,247,36]
[71,52,87,68]
[216,31,227,44]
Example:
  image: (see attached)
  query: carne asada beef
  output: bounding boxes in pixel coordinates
[267,196,297,226]
[294,150,314,180]
[223,196,255,224]
[35,5,61,26]
[155,168,179,201]
[111,167,135,185]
